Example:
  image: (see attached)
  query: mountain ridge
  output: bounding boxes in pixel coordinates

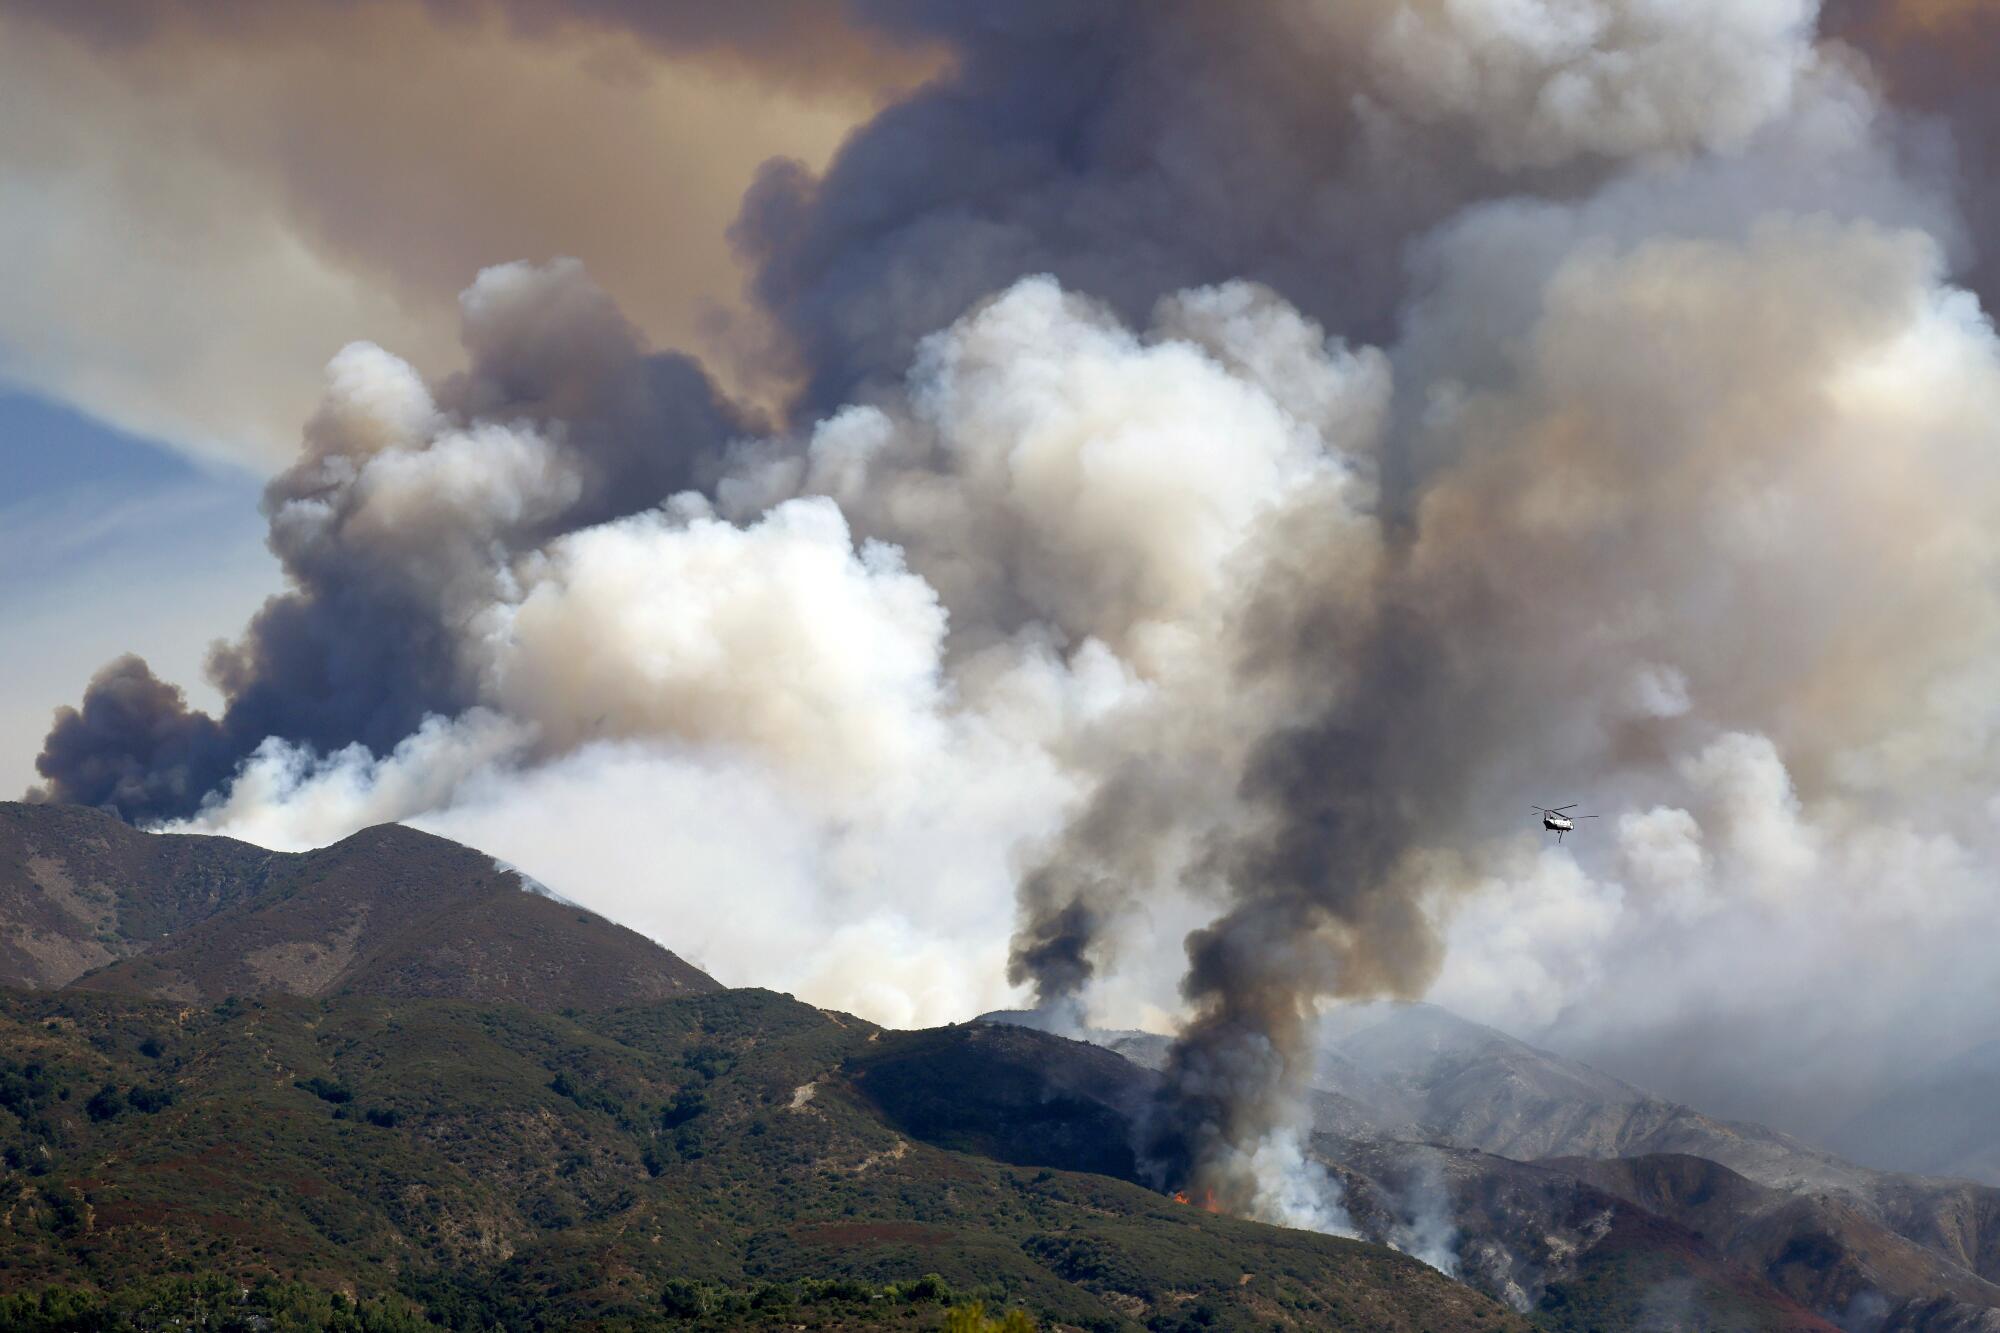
[0,983,1528,1331]
[6,800,1998,1329]
[1,801,718,1012]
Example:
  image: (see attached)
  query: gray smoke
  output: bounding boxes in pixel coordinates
[34,259,754,821]
[735,0,1802,415]
[984,2,1996,1214]
[1823,0,2000,309]
[24,0,2000,1226]
[1393,1153,1462,1278]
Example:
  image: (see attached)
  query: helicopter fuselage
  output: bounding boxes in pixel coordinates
[1534,804,1593,843]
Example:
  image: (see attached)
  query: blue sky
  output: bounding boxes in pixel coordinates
[0,391,276,794]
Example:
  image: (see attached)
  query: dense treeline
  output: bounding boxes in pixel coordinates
[0,1275,430,1332]
[0,1273,1035,1332]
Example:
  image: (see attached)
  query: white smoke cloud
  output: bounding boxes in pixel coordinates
[1433,728,2000,1135]
[145,0,2000,1210]
[411,743,1039,1024]
[1429,849,1624,1031]
[1396,174,2000,1131]
[720,276,1385,670]
[186,710,534,853]
[1615,806,1711,922]
[1350,0,1820,168]
[1243,1126,1358,1237]
[478,496,950,791]
[168,274,1391,1058]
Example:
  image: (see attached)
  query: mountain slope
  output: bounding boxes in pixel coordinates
[1094,1003,1879,1194]
[1304,1004,2000,1302]
[0,803,721,1011]
[953,1020,1861,1329]
[66,821,719,1010]
[1551,1154,2000,1330]
[0,985,1527,1333]
[984,1008,2000,1328]
[0,801,273,988]
[1333,1142,1848,1333]
[1312,1003,1886,1193]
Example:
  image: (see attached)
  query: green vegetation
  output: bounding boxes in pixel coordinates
[0,1274,1038,1332]
[943,1300,1037,1332]
[0,986,1525,1332]
[296,1076,353,1105]
[0,1274,430,1332]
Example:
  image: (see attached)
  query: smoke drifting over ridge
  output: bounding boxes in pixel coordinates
[26,0,2000,1220]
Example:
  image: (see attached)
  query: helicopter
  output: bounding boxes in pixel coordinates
[1532,804,1598,844]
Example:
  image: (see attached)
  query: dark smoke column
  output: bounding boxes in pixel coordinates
[32,657,235,824]
[1142,609,1471,1208]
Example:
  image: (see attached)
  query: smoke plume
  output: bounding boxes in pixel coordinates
[37,258,755,822]
[24,0,2000,1222]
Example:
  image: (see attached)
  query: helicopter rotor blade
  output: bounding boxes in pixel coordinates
[1551,804,1578,813]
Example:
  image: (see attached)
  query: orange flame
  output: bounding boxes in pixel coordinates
[1170,1188,1222,1213]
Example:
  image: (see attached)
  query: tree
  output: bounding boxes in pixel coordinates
[944,1300,1037,1332]
[85,1083,123,1122]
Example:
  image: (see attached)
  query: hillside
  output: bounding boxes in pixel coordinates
[952,1021,1868,1329]
[5,801,1993,1330]
[1296,1004,2000,1315]
[0,985,1526,1332]
[985,1007,2000,1329]
[1550,1155,2000,1326]
[0,802,272,988]
[0,802,717,1011]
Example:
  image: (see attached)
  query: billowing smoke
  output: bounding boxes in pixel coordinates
[36,258,754,822]
[735,0,1825,412]
[25,0,2000,1222]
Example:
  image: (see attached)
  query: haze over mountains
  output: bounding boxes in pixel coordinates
[2,800,1999,1331]
[977,1006,2000,1331]
[1834,1045,2000,1190]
